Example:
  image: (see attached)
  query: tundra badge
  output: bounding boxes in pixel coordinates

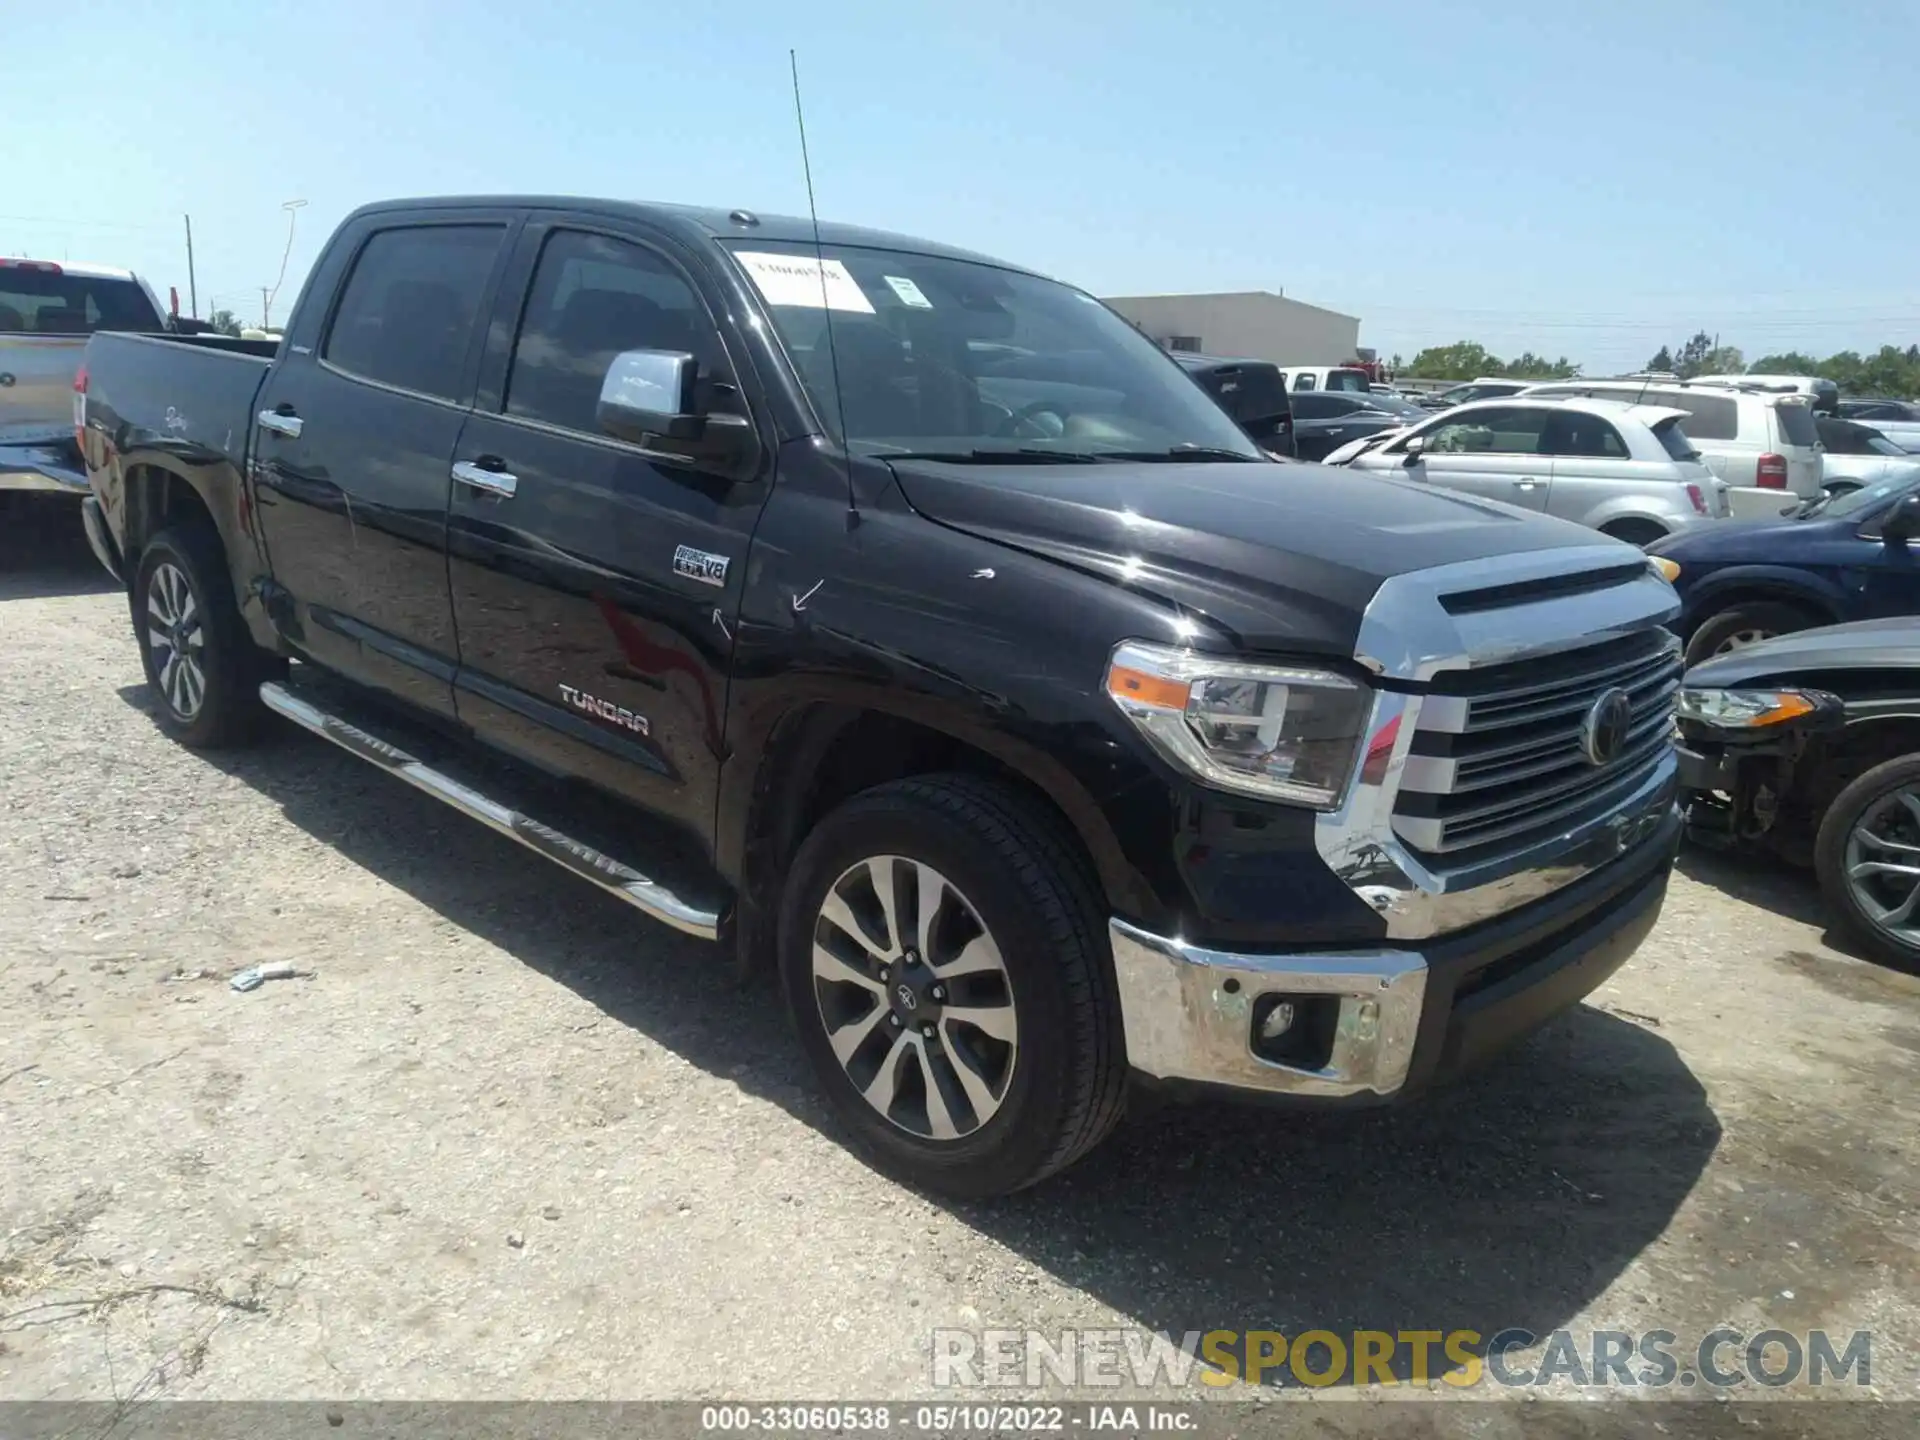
[673,545,730,587]
[558,684,650,736]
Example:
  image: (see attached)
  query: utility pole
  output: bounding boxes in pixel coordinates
[260,287,271,329]
[183,215,198,318]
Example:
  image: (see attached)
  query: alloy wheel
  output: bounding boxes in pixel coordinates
[809,855,1019,1141]
[146,561,206,719]
[1712,627,1774,656]
[1843,785,1920,948]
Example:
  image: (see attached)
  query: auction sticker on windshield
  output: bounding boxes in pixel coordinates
[883,275,934,308]
[735,252,875,313]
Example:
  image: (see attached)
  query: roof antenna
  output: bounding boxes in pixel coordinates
[791,49,859,532]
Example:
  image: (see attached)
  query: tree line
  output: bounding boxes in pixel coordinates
[1394,329,1920,398]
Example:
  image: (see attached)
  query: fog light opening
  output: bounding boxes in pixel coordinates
[1250,993,1340,1069]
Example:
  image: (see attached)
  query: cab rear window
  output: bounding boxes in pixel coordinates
[1773,400,1819,448]
[0,269,161,335]
[1324,369,1370,392]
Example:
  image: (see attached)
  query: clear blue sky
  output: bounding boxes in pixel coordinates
[13,0,1918,372]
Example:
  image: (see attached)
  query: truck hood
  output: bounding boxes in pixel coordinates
[886,458,1606,655]
[1684,618,1920,687]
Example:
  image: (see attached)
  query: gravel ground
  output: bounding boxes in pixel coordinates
[1,495,1916,1413]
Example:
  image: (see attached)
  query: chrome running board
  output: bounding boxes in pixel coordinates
[259,681,721,941]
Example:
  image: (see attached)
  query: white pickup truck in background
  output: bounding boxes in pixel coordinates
[1,258,166,496]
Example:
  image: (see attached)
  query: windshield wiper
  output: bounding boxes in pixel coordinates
[1089,445,1262,463]
[1793,492,1834,519]
[879,448,1107,464]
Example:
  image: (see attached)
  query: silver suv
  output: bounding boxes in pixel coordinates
[1520,379,1822,517]
[2,258,165,494]
[1335,396,1727,542]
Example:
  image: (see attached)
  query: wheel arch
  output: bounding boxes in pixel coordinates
[722,699,1149,975]
[117,455,279,653]
[1679,568,1841,638]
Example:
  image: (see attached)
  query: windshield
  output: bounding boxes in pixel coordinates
[1820,469,1920,521]
[0,269,161,335]
[724,241,1261,461]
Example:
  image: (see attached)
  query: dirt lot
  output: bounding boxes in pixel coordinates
[2,496,1916,1412]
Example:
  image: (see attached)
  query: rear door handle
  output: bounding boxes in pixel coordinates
[257,409,303,439]
[452,459,518,498]
[1513,477,1540,489]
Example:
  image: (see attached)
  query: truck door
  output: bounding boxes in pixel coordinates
[250,211,517,717]
[444,218,769,840]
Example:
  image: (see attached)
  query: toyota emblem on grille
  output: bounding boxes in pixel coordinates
[1580,687,1633,767]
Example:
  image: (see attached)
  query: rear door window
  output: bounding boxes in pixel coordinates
[323,225,505,402]
[1543,411,1630,458]
[1293,372,1316,391]
[1773,400,1820,449]
[0,268,161,335]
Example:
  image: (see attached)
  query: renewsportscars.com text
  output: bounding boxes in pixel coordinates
[931,1327,1872,1391]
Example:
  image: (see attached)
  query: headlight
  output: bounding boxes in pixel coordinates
[1676,688,1815,728]
[1647,556,1681,583]
[1105,641,1370,808]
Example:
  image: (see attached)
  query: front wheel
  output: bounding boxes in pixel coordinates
[1815,754,1920,970]
[778,775,1127,1197]
[1683,600,1820,666]
[131,523,270,748]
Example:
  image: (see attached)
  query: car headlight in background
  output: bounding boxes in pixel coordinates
[1676,688,1815,728]
[1105,641,1370,808]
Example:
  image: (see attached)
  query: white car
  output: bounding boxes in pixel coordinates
[1518,379,1823,518]
[1331,395,1728,542]
[1275,364,1372,394]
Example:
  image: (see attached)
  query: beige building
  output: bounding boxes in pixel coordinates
[1101,289,1362,365]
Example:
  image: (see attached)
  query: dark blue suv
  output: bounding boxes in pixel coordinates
[1649,472,1920,664]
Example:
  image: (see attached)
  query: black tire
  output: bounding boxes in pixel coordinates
[1814,753,1920,971]
[778,774,1127,1198]
[1600,519,1668,547]
[131,522,271,748]
[1683,599,1820,667]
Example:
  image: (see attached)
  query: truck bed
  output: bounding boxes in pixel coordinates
[82,332,280,484]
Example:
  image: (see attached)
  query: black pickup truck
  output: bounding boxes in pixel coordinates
[79,196,1684,1197]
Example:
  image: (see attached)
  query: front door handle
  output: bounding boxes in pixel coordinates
[257,408,303,439]
[452,459,518,498]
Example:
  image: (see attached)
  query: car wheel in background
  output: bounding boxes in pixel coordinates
[778,774,1126,1197]
[1815,753,1920,971]
[1823,481,1861,497]
[131,523,272,749]
[1683,600,1821,667]
[1601,519,1669,547]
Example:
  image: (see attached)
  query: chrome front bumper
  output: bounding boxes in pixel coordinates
[1109,804,1679,1101]
[1110,921,1429,1098]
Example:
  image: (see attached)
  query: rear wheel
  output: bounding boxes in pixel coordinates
[131,523,271,748]
[1683,600,1820,666]
[1815,754,1920,970]
[778,774,1126,1197]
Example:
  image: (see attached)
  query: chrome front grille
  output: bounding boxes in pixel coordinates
[1392,628,1681,858]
